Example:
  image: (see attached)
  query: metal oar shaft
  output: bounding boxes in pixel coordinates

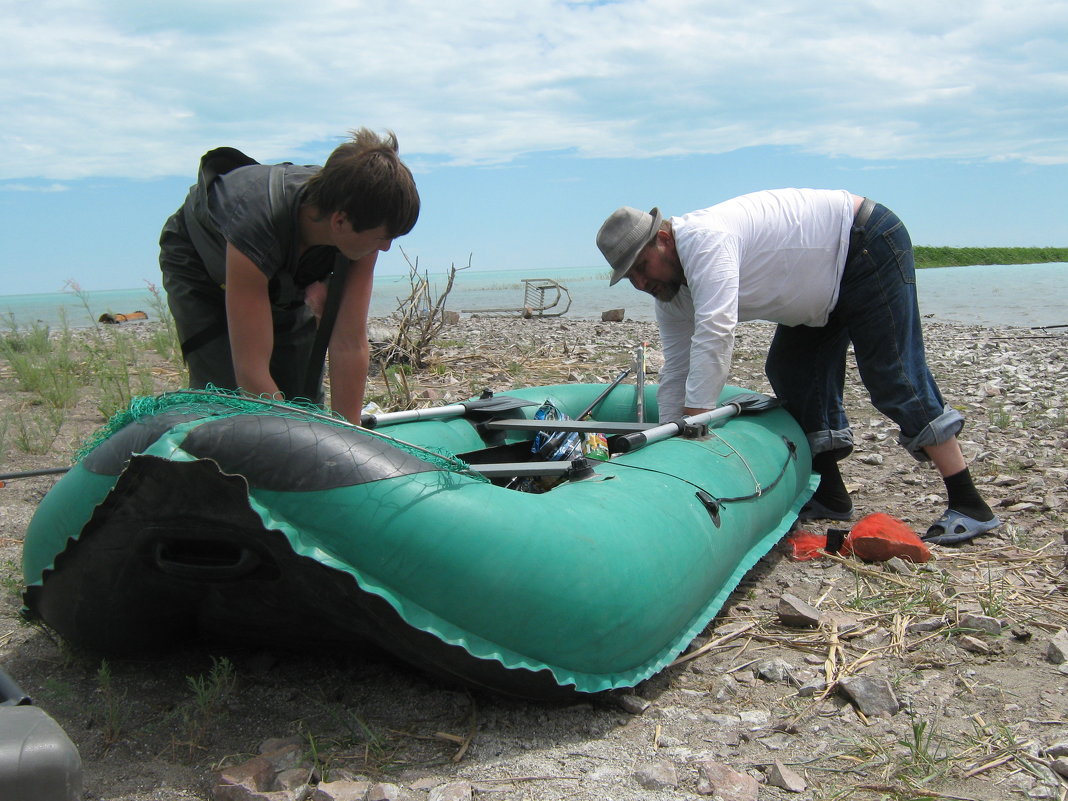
[363,395,537,429]
[577,367,631,421]
[634,343,646,423]
[364,404,469,427]
[615,404,742,454]
[483,419,654,434]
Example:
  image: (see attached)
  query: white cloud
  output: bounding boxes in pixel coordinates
[0,182,69,193]
[2,0,1066,180]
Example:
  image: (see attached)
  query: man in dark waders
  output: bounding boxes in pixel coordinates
[159,128,420,423]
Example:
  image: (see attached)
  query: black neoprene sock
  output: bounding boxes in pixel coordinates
[810,451,852,512]
[943,467,995,521]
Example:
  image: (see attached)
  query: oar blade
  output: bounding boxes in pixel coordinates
[724,391,781,413]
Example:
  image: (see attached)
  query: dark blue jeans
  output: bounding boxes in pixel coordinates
[765,202,963,462]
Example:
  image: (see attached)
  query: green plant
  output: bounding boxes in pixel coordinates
[10,404,64,454]
[977,567,1007,618]
[63,280,156,417]
[41,676,77,708]
[303,727,328,783]
[834,713,952,796]
[145,281,184,369]
[0,320,79,408]
[95,660,127,746]
[895,714,949,780]
[0,558,22,600]
[988,405,1012,429]
[82,331,156,417]
[186,656,237,716]
[176,656,237,756]
[378,364,415,409]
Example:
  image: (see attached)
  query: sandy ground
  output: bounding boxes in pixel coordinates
[1,316,1066,801]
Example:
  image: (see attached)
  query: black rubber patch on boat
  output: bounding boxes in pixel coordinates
[81,409,211,476]
[178,415,442,490]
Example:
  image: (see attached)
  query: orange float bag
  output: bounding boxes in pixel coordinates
[786,529,828,561]
[842,513,931,563]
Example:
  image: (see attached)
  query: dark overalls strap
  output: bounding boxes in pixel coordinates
[301,256,351,401]
[178,147,261,358]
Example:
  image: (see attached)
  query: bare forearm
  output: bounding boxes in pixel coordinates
[326,340,369,422]
[225,245,280,398]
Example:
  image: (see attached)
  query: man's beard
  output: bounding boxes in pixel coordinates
[649,281,681,302]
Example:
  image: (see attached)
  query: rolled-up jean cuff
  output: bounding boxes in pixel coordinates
[807,429,854,457]
[897,407,965,461]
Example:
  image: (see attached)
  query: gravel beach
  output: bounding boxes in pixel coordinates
[1,315,1066,801]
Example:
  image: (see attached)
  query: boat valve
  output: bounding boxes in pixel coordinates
[566,457,597,482]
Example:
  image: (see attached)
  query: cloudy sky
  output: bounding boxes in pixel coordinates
[3,0,1067,294]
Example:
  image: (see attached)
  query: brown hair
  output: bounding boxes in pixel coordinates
[303,128,420,237]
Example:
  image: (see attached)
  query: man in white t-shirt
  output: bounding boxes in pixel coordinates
[596,189,998,545]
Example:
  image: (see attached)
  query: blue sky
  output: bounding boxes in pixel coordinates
[2,0,1067,294]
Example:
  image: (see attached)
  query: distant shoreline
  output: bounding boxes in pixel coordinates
[2,254,1067,300]
[914,246,1068,268]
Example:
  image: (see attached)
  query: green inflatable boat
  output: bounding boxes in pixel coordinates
[22,383,814,697]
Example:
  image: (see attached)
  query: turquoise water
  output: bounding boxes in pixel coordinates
[2,262,1065,331]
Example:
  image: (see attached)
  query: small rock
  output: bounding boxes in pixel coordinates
[1006,501,1035,511]
[366,782,402,801]
[1046,742,1068,758]
[837,676,901,717]
[427,781,471,801]
[859,453,884,465]
[600,308,625,322]
[884,556,914,575]
[797,678,827,697]
[958,613,1002,636]
[857,628,892,650]
[1047,629,1068,664]
[739,709,771,729]
[755,657,796,684]
[215,756,275,795]
[907,616,946,634]
[260,742,304,773]
[634,759,678,790]
[777,593,823,627]
[613,693,651,714]
[766,759,807,793]
[1051,758,1068,780]
[276,768,316,791]
[318,779,372,801]
[958,634,993,654]
[695,760,759,799]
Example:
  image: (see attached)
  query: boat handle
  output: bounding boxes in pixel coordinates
[152,539,262,581]
[695,491,722,527]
